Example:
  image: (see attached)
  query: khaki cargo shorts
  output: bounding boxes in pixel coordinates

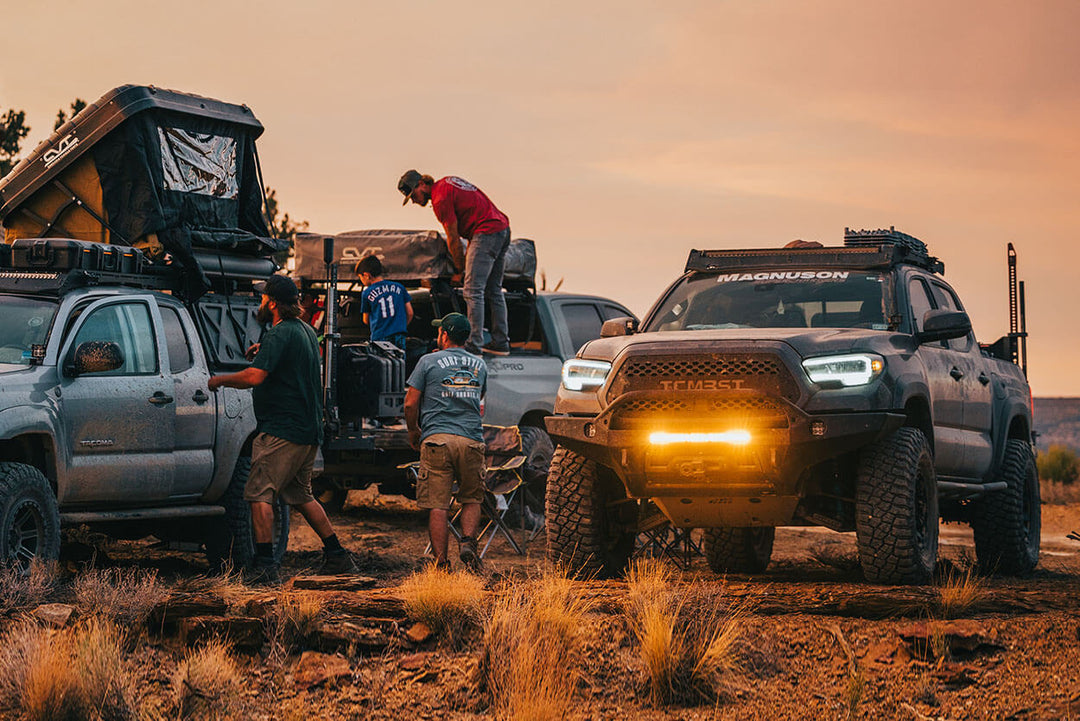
[416,433,485,510]
[245,433,317,505]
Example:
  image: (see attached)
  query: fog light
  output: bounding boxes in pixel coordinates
[811,421,827,437]
[584,423,596,438]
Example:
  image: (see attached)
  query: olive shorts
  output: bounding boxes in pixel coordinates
[416,433,485,510]
[245,433,317,505]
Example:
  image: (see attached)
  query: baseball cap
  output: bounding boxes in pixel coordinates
[398,169,423,205]
[431,312,470,341]
[253,274,299,302]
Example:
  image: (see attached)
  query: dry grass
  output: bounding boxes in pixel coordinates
[268,590,326,660]
[936,567,985,618]
[480,570,593,720]
[1041,479,1080,505]
[625,558,745,707]
[174,639,240,719]
[400,565,486,646]
[73,567,168,629]
[0,560,59,615]
[0,617,133,721]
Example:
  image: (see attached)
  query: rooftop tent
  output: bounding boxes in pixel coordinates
[293,229,536,288]
[0,85,287,297]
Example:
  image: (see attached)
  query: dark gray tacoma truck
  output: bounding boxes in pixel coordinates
[545,229,1038,584]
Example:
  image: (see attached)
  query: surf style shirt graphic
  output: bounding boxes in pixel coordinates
[360,279,411,341]
[406,348,487,442]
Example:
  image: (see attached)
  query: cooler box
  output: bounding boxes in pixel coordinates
[11,238,105,271]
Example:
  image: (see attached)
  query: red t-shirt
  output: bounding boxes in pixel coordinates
[430,176,509,240]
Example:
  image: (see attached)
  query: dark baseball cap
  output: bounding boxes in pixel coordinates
[431,312,470,341]
[398,169,423,205]
[253,274,299,302]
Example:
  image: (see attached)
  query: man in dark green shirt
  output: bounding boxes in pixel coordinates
[209,274,354,583]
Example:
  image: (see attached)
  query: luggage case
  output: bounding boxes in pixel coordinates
[100,245,145,274]
[11,238,105,271]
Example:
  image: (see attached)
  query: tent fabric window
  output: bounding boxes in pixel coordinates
[158,128,238,199]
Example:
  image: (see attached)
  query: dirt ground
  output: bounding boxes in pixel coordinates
[8,495,1080,720]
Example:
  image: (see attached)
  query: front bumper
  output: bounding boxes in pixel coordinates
[546,390,904,526]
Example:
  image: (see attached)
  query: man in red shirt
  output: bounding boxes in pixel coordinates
[398,170,511,356]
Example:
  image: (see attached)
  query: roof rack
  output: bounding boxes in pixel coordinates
[0,267,177,296]
[843,227,944,274]
[685,227,946,275]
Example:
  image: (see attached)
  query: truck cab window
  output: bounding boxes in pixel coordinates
[160,305,194,372]
[908,278,935,334]
[561,303,604,353]
[930,282,972,351]
[73,303,158,375]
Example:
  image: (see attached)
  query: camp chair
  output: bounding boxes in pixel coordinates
[402,424,536,560]
[633,507,704,570]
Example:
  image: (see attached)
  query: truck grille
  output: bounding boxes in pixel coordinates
[606,352,799,403]
[610,394,789,430]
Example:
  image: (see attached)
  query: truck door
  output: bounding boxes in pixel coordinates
[908,277,966,475]
[58,298,175,505]
[158,302,217,499]
[929,282,993,477]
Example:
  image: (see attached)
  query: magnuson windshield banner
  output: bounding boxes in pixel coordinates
[716,270,851,282]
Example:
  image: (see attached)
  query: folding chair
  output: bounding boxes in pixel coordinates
[633,504,704,570]
[402,424,538,560]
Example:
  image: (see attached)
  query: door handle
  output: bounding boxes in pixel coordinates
[978,372,990,386]
[192,390,209,404]
[148,392,174,406]
[949,367,964,381]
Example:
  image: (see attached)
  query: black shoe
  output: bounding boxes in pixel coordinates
[459,536,482,573]
[319,549,358,575]
[244,559,281,586]
[464,343,482,355]
[481,344,511,356]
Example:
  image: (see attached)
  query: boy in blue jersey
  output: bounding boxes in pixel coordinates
[357,255,414,349]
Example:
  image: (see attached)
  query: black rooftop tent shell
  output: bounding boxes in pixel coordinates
[0,85,287,298]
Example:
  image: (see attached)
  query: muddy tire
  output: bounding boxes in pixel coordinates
[0,463,60,571]
[545,446,635,579]
[205,455,290,571]
[704,527,775,574]
[971,440,1040,576]
[519,425,554,512]
[855,427,938,585]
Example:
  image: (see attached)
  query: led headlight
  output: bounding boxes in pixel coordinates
[802,353,884,387]
[561,359,612,391]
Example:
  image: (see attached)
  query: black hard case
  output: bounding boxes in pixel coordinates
[11,238,105,271]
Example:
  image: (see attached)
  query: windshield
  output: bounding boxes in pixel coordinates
[645,270,889,332]
[0,297,59,365]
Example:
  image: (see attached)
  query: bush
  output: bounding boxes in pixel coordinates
[400,565,486,647]
[73,567,167,630]
[0,561,59,615]
[1037,444,1079,484]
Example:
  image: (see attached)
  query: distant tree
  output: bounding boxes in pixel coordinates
[0,108,30,177]
[1037,444,1079,485]
[264,186,308,266]
[53,98,87,131]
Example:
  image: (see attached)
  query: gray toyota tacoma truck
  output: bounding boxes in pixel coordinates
[545,229,1038,584]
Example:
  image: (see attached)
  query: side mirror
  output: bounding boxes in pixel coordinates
[66,341,125,377]
[601,316,638,338]
[917,310,971,344]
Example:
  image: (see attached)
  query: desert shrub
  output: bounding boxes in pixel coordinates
[0,619,78,720]
[480,571,591,720]
[1041,479,1080,505]
[936,568,984,618]
[73,567,167,628]
[268,590,325,658]
[624,558,744,706]
[400,565,486,646]
[0,560,59,615]
[1037,444,1079,484]
[174,639,240,719]
[71,618,134,720]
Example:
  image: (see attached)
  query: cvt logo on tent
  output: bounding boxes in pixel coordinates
[43,133,79,169]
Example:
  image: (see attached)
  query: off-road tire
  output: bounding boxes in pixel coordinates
[971,439,1040,576]
[855,427,938,585]
[546,446,635,579]
[205,456,290,571]
[313,476,348,514]
[519,425,555,512]
[0,462,60,570]
[704,527,775,574]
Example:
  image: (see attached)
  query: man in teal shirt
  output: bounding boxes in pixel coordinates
[209,274,354,583]
[404,313,487,571]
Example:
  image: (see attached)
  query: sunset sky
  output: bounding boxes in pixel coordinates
[3,1,1078,395]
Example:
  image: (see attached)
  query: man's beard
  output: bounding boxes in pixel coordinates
[257,304,274,325]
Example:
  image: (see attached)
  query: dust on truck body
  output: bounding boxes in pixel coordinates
[545,229,1038,584]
